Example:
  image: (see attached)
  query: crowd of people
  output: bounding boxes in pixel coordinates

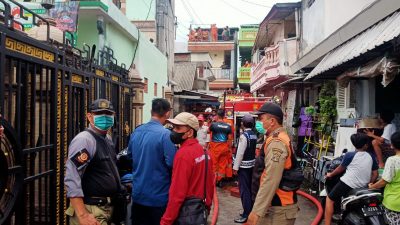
[323,111,399,225]
[188,25,230,42]
[2,96,398,225]
[60,98,303,225]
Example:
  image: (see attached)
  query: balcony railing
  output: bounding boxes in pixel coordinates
[205,68,233,80]
[238,67,251,84]
[253,44,280,79]
[251,39,298,84]
[188,26,237,42]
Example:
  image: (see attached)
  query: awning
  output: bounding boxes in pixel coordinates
[174,90,219,101]
[305,11,400,80]
[173,62,198,92]
[336,56,400,87]
[251,75,288,92]
[184,99,220,106]
[273,76,304,89]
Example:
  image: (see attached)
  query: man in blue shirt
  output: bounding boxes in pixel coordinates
[128,98,176,225]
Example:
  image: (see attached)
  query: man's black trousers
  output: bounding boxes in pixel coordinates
[238,167,254,218]
[131,202,166,225]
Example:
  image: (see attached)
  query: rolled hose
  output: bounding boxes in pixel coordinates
[211,183,219,225]
[210,188,323,225]
[296,190,323,225]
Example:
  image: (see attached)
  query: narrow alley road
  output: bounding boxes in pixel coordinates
[214,187,318,225]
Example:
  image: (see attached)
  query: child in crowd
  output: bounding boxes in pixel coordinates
[369,131,400,225]
[365,111,397,168]
[324,133,379,225]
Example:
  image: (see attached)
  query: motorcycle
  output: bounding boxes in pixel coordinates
[320,153,387,225]
[114,148,133,225]
[340,188,386,225]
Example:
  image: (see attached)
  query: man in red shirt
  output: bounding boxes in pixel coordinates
[161,112,215,225]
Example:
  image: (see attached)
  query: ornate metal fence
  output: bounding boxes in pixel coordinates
[0,1,135,224]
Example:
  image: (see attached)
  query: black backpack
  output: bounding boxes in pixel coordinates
[251,134,304,198]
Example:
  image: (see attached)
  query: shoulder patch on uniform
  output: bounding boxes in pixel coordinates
[271,148,283,162]
[71,149,90,169]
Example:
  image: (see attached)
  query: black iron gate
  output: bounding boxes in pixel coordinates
[0,1,135,224]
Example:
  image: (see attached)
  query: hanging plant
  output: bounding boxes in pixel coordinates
[318,81,337,135]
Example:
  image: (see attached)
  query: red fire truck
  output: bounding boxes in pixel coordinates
[222,95,271,149]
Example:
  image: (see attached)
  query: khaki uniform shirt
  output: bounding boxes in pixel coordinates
[252,128,289,216]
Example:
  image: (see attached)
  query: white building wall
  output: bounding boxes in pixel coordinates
[278,38,298,75]
[300,0,377,56]
[191,53,213,65]
[209,51,225,68]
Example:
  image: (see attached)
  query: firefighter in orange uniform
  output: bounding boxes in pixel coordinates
[209,109,232,186]
[246,102,299,225]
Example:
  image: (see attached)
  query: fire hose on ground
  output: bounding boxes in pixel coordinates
[210,189,323,225]
[211,181,219,225]
[296,190,324,225]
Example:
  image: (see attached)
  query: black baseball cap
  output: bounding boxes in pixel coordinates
[90,99,115,113]
[253,102,283,120]
[242,114,254,124]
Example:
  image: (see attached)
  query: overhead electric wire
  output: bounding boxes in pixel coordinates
[179,0,197,24]
[177,31,188,40]
[141,0,150,8]
[185,0,204,24]
[144,0,154,20]
[178,21,192,31]
[130,0,154,67]
[220,0,260,21]
[237,0,272,8]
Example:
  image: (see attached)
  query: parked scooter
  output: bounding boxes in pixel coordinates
[320,153,387,225]
[340,188,386,225]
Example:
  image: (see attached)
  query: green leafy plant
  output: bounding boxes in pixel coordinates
[318,81,337,135]
[305,106,316,116]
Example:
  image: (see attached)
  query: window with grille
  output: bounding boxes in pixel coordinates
[337,85,346,109]
[348,80,357,109]
[154,83,158,96]
[337,81,357,118]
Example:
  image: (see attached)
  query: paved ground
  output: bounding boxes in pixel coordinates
[212,187,318,225]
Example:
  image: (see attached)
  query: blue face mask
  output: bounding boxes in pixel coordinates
[93,114,114,131]
[255,121,266,135]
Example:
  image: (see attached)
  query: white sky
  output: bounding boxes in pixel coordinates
[175,0,300,42]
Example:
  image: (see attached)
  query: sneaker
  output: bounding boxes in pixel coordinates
[234,217,247,223]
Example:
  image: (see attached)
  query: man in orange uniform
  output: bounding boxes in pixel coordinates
[209,109,232,186]
[211,24,218,42]
[246,102,299,225]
